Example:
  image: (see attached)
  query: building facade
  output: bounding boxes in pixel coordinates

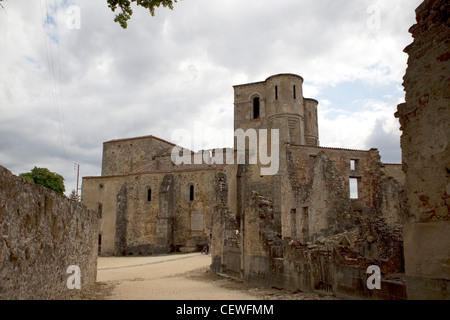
[82,73,407,298]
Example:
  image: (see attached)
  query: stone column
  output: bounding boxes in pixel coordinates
[154,174,175,254]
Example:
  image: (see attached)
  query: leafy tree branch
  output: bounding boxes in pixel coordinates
[107,0,178,28]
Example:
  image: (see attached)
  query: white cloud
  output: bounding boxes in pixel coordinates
[0,0,422,195]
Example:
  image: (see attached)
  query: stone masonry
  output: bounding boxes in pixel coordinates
[0,166,99,300]
[82,72,409,300]
[395,0,450,300]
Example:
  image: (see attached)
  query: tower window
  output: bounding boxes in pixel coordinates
[190,185,194,202]
[275,86,278,100]
[147,188,152,202]
[293,85,296,99]
[253,97,260,119]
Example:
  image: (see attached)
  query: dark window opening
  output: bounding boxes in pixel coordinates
[293,85,296,99]
[147,188,152,202]
[275,86,278,100]
[190,185,194,202]
[253,97,260,119]
[98,234,102,253]
[97,203,102,219]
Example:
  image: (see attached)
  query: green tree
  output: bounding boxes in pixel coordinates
[19,167,66,195]
[107,0,178,28]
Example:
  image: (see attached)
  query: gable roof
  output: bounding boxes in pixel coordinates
[104,134,177,147]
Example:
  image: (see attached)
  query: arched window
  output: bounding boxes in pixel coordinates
[147,188,152,202]
[190,185,194,202]
[275,86,279,100]
[253,97,260,119]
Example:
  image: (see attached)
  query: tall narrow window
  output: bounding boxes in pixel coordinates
[253,97,260,119]
[97,203,102,219]
[350,159,358,171]
[147,188,152,202]
[293,85,296,99]
[98,234,102,254]
[275,86,278,100]
[190,185,194,202]
[349,178,359,199]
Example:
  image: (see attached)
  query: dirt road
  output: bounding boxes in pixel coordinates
[95,253,257,300]
[91,253,337,300]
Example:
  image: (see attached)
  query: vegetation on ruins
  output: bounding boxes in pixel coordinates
[19,166,65,195]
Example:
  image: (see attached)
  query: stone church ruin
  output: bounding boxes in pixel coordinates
[80,0,449,300]
[82,73,408,299]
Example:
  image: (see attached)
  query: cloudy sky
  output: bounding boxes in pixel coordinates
[0,0,422,196]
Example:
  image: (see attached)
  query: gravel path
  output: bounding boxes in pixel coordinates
[85,253,337,300]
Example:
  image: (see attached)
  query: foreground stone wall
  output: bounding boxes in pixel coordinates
[0,166,99,300]
[396,0,450,300]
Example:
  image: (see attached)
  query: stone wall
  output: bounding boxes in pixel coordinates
[0,166,99,300]
[101,135,175,176]
[215,189,406,299]
[395,0,450,300]
[281,145,403,242]
[213,142,407,299]
[83,167,221,256]
[82,175,126,256]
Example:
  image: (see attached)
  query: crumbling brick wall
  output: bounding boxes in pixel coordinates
[0,166,99,300]
[395,0,450,300]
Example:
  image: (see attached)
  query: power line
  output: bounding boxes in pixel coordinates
[39,0,67,159]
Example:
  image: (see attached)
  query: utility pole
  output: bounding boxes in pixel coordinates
[74,163,80,198]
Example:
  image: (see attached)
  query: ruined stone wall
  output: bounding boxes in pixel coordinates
[395,0,450,300]
[0,166,99,300]
[242,192,284,287]
[281,145,402,241]
[83,168,220,256]
[170,169,218,250]
[82,175,126,256]
[210,169,243,277]
[381,164,405,185]
[212,141,407,298]
[286,145,382,207]
[101,136,175,176]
